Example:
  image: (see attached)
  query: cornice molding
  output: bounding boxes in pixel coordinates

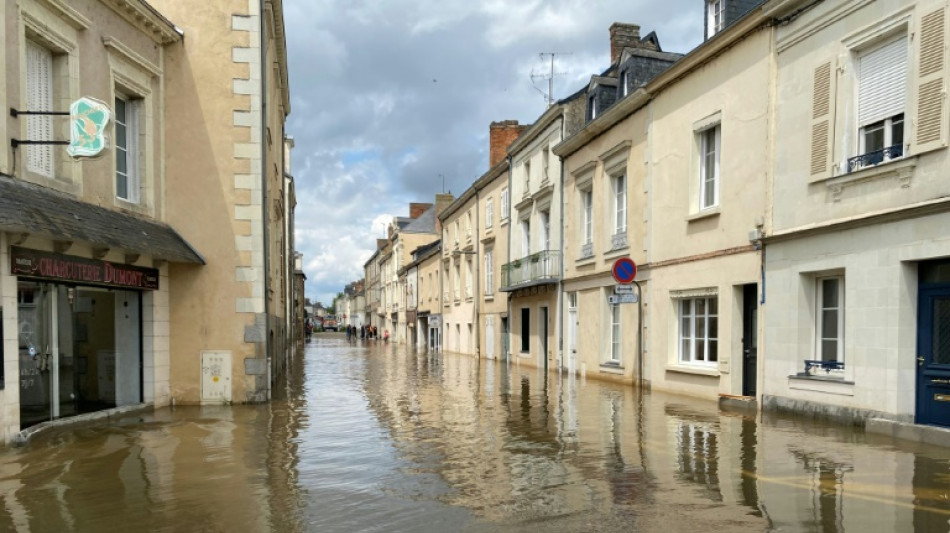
[101,0,181,45]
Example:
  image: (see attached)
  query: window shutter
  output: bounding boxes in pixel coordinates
[913,6,948,154]
[129,100,141,204]
[857,37,907,127]
[810,60,837,178]
[26,41,54,177]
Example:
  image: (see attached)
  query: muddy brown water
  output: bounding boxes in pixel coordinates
[0,337,949,532]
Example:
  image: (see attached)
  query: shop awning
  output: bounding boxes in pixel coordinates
[0,175,204,264]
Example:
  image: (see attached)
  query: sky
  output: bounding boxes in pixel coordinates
[283,0,705,307]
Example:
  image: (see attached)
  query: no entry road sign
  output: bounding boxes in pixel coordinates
[612,257,637,284]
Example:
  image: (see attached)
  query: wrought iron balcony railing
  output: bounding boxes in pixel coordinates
[501,250,561,290]
[847,144,903,173]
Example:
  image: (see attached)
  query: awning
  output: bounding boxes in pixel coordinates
[0,175,204,264]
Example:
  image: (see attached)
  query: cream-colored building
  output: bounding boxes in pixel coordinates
[476,161,510,361]
[439,194,479,355]
[151,0,293,405]
[0,0,202,440]
[762,0,950,428]
[503,107,570,371]
[415,240,443,351]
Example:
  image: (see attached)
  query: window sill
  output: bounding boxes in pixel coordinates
[600,362,625,375]
[500,218,510,227]
[518,351,531,358]
[821,155,918,195]
[483,294,494,302]
[603,247,630,261]
[687,206,720,222]
[788,374,855,396]
[575,256,596,267]
[666,364,719,377]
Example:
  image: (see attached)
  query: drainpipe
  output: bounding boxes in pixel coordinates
[474,190,481,361]
[505,155,513,362]
[260,0,272,401]
[556,113,565,373]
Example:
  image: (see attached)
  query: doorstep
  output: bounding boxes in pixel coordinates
[866,418,950,448]
[718,394,757,414]
[13,403,153,447]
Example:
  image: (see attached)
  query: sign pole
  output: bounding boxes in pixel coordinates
[634,280,643,392]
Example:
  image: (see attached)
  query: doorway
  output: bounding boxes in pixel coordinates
[540,306,549,370]
[916,260,950,427]
[742,284,758,397]
[501,317,509,361]
[17,281,142,429]
[567,293,577,375]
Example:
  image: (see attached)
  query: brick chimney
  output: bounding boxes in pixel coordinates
[489,120,527,167]
[610,23,641,64]
[409,202,432,219]
[434,193,454,232]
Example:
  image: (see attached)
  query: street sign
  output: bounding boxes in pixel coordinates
[609,294,639,304]
[67,97,111,158]
[612,257,637,284]
[614,285,634,294]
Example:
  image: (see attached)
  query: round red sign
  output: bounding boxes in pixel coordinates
[612,257,637,284]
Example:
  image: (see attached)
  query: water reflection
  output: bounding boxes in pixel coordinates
[0,338,948,532]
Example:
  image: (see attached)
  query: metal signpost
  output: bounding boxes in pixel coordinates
[611,257,643,390]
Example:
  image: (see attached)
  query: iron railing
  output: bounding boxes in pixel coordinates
[847,144,902,173]
[501,250,561,290]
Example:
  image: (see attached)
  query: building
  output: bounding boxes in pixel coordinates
[412,240,443,351]
[476,141,512,361]
[762,0,950,427]
[151,0,293,404]
[440,192,480,355]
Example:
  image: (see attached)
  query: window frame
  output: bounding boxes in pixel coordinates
[114,94,142,204]
[609,300,621,363]
[485,198,493,229]
[540,210,550,251]
[582,188,593,245]
[816,276,845,365]
[484,250,493,296]
[707,0,725,38]
[613,173,627,235]
[698,125,720,211]
[501,188,510,221]
[678,296,719,366]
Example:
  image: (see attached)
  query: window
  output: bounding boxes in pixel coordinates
[582,189,593,244]
[852,37,908,171]
[620,70,629,97]
[609,301,621,363]
[540,210,550,251]
[25,40,55,178]
[679,297,718,365]
[816,277,844,364]
[521,308,530,353]
[485,251,493,295]
[542,147,550,182]
[465,258,473,298]
[454,221,460,245]
[521,220,531,257]
[699,126,720,210]
[485,198,493,229]
[524,160,531,195]
[589,95,598,120]
[613,174,626,234]
[501,188,509,221]
[115,95,141,203]
[707,0,725,38]
[454,263,460,300]
[466,211,472,238]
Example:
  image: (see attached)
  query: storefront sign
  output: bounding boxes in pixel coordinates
[10,247,159,290]
[67,97,111,158]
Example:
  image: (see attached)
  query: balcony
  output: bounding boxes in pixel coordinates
[500,250,561,291]
[847,144,903,173]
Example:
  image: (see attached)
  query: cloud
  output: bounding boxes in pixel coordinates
[284,0,703,305]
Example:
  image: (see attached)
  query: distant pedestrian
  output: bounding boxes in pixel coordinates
[383,329,390,343]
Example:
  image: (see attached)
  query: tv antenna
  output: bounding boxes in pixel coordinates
[530,52,571,107]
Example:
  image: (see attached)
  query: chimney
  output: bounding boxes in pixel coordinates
[409,202,432,219]
[434,193,455,232]
[610,23,641,64]
[376,239,388,249]
[489,120,527,167]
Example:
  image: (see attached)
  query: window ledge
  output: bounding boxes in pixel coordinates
[687,206,721,222]
[518,352,531,358]
[821,155,918,194]
[604,247,630,261]
[500,218,510,227]
[575,256,596,267]
[666,364,719,377]
[483,294,494,302]
[600,362,625,374]
[788,374,855,396]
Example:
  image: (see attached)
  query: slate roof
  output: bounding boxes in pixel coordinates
[0,175,204,264]
[402,205,436,234]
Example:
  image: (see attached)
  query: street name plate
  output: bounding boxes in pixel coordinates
[614,285,634,294]
[608,294,638,304]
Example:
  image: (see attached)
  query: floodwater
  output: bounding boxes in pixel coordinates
[1,338,950,532]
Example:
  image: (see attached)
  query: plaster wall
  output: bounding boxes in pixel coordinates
[441,195,478,356]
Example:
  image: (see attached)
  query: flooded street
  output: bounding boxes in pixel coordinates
[1,338,949,532]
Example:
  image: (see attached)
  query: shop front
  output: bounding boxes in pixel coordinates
[12,247,157,429]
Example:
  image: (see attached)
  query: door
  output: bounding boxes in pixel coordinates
[568,305,577,375]
[18,282,53,427]
[742,284,758,397]
[540,307,549,370]
[916,261,950,426]
[486,317,495,359]
[502,317,509,361]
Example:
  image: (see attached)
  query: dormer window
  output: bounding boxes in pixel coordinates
[590,95,598,120]
[620,70,629,97]
[707,0,725,38]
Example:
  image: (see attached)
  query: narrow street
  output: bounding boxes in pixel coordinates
[0,337,949,532]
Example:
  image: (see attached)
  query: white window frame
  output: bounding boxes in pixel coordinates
[454,263,460,300]
[620,70,629,97]
[485,198,493,229]
[466,211,472,239]
[454,221,460,246]
[698,125,720,211]
[115,95,142,204]
[816,276,845,365]
[707,0,725,38]
[854,35,908,168]
[590,95,598,120]
[501,188,510,221]
[465,258,473,298]
[678,296,718,366]
[542,147,550,183]
[521,220,531,257]
[609,300,621,363]
[524,159,531,196]
[484,250,493,295]
[540,210,550,251]
[613,173,626,235]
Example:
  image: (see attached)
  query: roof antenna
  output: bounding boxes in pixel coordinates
[531,52,572,107]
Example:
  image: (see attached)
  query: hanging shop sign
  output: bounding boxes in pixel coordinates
[67,97,111,158]
[10,247,159,290]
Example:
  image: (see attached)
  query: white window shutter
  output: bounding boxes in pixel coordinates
[857,37,908,127]
[810,60,837,178]
[26,41,54,177]
[913,6,948,154]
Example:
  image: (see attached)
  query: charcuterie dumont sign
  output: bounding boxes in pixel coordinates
[10,247,159,290]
